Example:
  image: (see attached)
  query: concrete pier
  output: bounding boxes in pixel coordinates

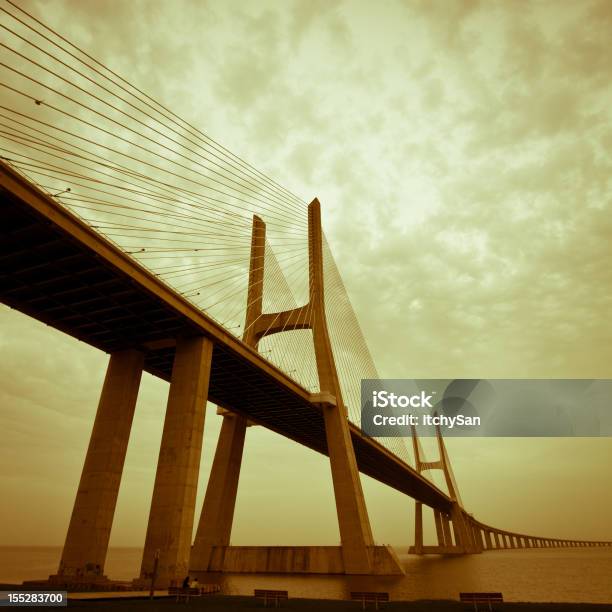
[413,502,424,554]
[51,349,144,584]
[309,201,375,574]
[434,510,445,546]
[190,412,247,571]
[138,335,213,588]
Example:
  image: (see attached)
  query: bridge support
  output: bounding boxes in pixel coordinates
[409,423,483,555]
[190,412,247,571]
[50,349,144,585]
[433,510,445,546]
[191,203,398,576]
[137,335,213,588]
[443,512,454,547]
[413,502,424,554]
[308,200,376,573]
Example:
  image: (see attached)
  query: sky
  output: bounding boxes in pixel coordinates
[1,0,611,560]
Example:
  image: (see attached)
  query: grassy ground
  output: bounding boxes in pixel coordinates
[64,595,612,611]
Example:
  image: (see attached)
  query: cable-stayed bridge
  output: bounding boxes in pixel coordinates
[0,0,609,589]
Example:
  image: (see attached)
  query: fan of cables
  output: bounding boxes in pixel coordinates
[0,0,414,467]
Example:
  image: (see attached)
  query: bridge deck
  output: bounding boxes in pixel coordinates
[0,161,452,513]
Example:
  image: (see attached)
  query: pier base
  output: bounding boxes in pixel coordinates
[192,545,404,575]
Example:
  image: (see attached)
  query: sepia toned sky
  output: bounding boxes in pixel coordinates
[1,0,611,555]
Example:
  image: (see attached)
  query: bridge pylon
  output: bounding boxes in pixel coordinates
[190,199,402,576]
[409,419,481,555]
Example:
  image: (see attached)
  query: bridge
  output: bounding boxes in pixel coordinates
[0,0,609,589]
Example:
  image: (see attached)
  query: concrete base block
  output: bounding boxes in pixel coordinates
[195,545,404,575]
[44,574,112,589]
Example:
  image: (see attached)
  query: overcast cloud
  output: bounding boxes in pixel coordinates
[1,0,611,561]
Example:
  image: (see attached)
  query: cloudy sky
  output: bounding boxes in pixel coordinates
[1,0,611,569]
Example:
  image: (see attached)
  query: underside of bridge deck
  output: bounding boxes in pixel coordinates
[0,165,452,513]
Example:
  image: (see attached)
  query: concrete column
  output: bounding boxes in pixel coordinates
[190,412,247,571]
[442,513,453,547]
[474,526,484,552]
[309,200,374,574]
[434,510,445,546]
[321,399,374,572]
[485,530,493,550]
[494,532,501,549]
[468,523,479,551]
[53,349,144,583]
[138,336,213,588]
[413,502,424,554]
[450,504,472,551]
[451,517,462,549]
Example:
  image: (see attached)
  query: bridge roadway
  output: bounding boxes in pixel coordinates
[0,160,452,513]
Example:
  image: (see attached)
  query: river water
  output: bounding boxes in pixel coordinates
[1,546,610,603]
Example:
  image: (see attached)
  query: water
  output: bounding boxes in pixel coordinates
[1,546,611,603]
